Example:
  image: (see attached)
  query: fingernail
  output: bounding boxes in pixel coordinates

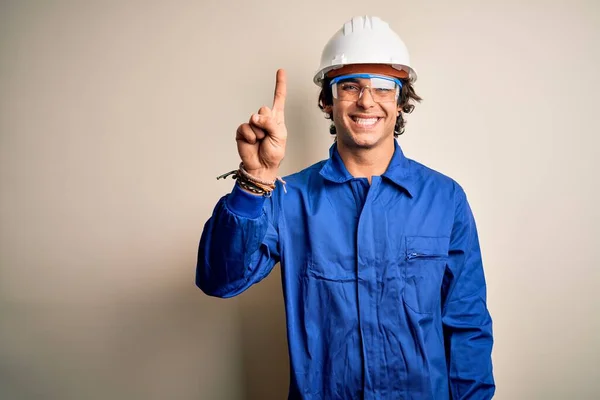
[253,114,260,123]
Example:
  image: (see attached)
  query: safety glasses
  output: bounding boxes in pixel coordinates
[330,73,403,103]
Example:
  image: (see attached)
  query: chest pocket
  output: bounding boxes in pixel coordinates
[402,235,449,314]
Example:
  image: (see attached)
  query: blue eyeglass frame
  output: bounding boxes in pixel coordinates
[329,73,404,88]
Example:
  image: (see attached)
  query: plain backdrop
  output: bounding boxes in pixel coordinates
[1,1,599,399]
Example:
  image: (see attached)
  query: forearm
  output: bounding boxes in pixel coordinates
[196,184,279,297]
[444,293,495,399]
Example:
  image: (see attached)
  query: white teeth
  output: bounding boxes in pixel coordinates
[354,117,379,126]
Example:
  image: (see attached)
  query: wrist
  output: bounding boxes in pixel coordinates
[243,166,279,183]
[217,163,284,198]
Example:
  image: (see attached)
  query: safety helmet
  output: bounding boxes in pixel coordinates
[313,16,417,86]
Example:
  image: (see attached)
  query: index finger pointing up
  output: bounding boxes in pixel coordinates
[272,69,287,114]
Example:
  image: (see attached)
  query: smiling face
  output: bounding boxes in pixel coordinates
[324,65,404,151]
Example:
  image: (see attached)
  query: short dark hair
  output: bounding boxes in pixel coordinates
[317,76,422,137]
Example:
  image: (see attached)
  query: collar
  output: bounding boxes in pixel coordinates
[319,140,416,197]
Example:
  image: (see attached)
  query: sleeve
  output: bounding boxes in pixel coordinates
[196,183,281,298]
[442,185,495,399]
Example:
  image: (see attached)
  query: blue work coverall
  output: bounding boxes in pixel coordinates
[197,141,495,399]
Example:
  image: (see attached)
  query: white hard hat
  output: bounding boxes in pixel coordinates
[313,16,417,86]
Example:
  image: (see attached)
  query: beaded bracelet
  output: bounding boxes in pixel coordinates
[217,163,286,197]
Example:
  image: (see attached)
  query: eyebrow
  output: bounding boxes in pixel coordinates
[337,78,362,84]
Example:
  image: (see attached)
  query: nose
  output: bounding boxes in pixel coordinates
[357,86,376,109]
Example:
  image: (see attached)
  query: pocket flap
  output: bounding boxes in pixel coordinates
[405,236,449,259]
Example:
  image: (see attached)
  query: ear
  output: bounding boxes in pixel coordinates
[324,105,333,114]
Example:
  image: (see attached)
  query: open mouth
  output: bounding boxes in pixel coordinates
[350,116,382,129]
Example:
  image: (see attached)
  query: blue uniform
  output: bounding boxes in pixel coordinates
[197,141,495,399]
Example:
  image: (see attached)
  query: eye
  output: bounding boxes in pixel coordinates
[340,83,361,92]
[374,88,393,93]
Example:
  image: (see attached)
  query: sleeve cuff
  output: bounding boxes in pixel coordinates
[225,183,266,219]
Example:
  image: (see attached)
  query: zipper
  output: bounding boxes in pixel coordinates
[406,252,445,260]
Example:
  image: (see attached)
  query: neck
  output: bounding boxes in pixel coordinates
[337,137,395,184]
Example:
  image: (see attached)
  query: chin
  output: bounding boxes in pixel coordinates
[341,131,383,149]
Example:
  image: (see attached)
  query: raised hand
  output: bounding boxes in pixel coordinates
[235,69,287,181]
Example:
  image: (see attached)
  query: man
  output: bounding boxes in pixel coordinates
[197,15,495,400]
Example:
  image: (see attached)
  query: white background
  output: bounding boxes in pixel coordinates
[1,1,599,398]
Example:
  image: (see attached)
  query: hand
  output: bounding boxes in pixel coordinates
[236,69,287,180]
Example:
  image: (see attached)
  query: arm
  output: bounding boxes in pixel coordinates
[442,185,495,399]
[196,184,280,298]
[197,69,288,298]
